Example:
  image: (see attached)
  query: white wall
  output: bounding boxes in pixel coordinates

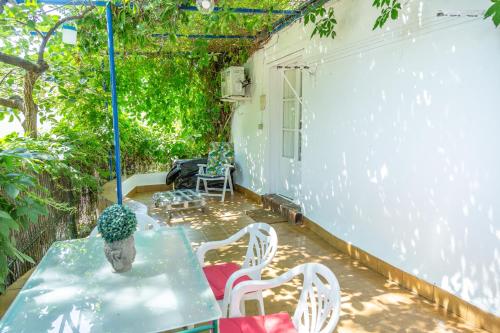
[102,172,168,203]
[232,0,500,315]
[232,52,271,194]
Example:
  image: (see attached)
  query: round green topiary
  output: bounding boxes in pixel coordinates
[97,204,138,243]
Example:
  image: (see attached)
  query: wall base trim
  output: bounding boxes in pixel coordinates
[128,184,171,196]
[303,216,500,333]
[234,184,263,204]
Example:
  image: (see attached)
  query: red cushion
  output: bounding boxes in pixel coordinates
[220,313,298,333]
[203,263,251,300]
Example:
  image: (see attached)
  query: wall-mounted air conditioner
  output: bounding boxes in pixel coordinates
[221,66,250,102]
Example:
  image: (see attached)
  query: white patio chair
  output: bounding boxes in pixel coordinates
[197,223,278,317]
[196,163,234,202]
[220,263,341,333]
[195,142,235,202]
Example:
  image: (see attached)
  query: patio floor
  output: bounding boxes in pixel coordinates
[0,191,487,332]
[132,191,485,333]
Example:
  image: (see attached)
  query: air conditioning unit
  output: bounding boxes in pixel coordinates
[221,66,246,99]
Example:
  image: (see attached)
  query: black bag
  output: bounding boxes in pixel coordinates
[165,158,234,190]
[166,158,207,189]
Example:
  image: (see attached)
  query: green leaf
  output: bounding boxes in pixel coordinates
[485,1,500,27]
[391,8,399,20]
[26,19,36,30]
[0,211,14,221]
[4,184,20,199]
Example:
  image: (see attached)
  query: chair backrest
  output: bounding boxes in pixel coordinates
[292,263,341,333]
[206,142,234,176]
[241,223,278,278]
[228,263,341,333]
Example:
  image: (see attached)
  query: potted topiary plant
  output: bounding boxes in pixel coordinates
[98,204,138,273]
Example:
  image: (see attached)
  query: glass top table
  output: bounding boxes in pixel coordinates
[0,228,221,333]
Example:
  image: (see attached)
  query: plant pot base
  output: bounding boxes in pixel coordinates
[104,235,136,273]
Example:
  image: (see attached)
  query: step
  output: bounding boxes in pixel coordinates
[262,194,303,225]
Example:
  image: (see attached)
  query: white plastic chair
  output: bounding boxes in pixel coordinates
[196,163,234,202]
[225,263,341,333]
[195,142,235,202]
[197,223,278,317]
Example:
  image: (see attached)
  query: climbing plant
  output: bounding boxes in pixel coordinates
[0,2,95,138]
[372,0,402,30]
[304,5,337,39]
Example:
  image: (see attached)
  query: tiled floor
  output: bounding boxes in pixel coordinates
[132,191,486,333]
[0,191,488,332]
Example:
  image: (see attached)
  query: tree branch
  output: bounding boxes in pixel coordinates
[0,68,16,86]
[14,19,44,37]
[0,52,41,73]
[0,96,23,110]
[37,5,95,65]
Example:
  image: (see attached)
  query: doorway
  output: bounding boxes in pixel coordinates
[276,68,302,200]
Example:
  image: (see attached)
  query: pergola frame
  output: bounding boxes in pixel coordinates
[13,0,315,205]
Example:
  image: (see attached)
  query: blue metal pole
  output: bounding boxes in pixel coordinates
[106,2,123,205]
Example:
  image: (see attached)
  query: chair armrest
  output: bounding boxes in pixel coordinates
[196,227,249,265]
[228,265,306,317]
[197,164,207,167]
[222,164,235,176]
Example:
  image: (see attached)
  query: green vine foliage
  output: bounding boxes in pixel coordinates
[0,3,249,286]
[0,148,48,291]
[372,0,402,30]
[304,6,337,39]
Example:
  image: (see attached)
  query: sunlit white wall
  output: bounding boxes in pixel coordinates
[232,0,500,315]
[231,51,271,194]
